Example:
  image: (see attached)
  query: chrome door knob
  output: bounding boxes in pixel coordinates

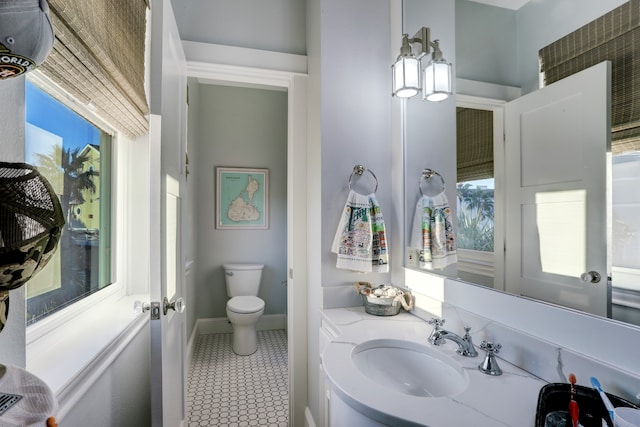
[580,271,601,283]
[163,297,185,315]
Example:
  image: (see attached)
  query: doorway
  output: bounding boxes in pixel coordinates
[185,55,308,426]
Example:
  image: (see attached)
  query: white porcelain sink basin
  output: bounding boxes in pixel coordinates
[352,339,469,397]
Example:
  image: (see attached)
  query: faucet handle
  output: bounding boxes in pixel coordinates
[427,318,445,344]
[463,325,472,336]
[428,317,445,327]
[480,340,501,353]
[478,341,503,376]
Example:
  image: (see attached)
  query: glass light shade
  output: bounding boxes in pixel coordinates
[392,55,420,98]
[423,59,452,102]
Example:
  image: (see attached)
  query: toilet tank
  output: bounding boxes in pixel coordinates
[223,263,264,297]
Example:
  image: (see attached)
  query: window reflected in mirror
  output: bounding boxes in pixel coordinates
[456,107,494,253]
[455,107,496,287]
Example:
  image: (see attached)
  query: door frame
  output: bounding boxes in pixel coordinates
[183,41,309,426]
[454,80,521,292]
[456,94,507,291]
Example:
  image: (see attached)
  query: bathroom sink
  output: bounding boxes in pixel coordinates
[352,339,468,397]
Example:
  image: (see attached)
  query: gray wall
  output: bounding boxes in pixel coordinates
[455,0,518,87]
[191,84,288,320]
[171,0,306,55]
[455,0,628,93]
[306,0,394,420]
[0,77,27,367]
[318,0,393,289]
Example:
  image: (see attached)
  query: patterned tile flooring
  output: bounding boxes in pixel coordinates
[187,330,289,427]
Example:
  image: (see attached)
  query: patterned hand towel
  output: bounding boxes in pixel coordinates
[409,192,457,270]
[369,194,389,272]
[331,190,389,273]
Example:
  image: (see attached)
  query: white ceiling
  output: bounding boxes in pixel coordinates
[468,0,530,10]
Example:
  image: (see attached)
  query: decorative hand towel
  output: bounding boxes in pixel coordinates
[369,194,389,272]
[409,191,457,270]
[331,190,389,273]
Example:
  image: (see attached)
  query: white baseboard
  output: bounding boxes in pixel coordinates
[197,313,287,335]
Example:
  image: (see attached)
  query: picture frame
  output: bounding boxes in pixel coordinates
[216,167,269,229]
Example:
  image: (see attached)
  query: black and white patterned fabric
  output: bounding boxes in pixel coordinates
[0,162,64,291]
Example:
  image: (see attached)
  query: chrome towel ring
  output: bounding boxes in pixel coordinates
[348,165,378,194]
[419,168,445,196]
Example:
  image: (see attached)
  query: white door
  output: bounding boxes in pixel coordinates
[505,61,611,317]
[148,0,188,425]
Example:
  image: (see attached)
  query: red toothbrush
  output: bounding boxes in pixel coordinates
[569,373,579,427]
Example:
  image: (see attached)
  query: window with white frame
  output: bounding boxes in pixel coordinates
[25,79,114,325]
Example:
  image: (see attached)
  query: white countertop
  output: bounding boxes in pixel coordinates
[321,307,547,426]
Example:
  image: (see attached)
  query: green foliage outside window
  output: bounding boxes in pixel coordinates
[456,182,494,252]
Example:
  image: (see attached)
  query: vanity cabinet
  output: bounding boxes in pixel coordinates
[319,319,336,427]
[321,318,387,426]
[328,388,389,427]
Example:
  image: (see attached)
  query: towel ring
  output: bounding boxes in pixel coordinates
[419,168,445,196]
[348,165,378,194]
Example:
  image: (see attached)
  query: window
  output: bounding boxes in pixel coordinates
[25,80,113,325]
[456,106,495,253]
[456,179,495,252]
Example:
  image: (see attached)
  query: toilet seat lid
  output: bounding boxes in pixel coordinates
[227,296,264,314]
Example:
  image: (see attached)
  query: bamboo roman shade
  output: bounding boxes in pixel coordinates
[39,0,149,138]
[457,107,494,182]
[539,0,640,154]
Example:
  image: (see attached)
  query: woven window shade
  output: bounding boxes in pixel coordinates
[457,107,494,182]
[539,0,640,155]
[38,0,149,138]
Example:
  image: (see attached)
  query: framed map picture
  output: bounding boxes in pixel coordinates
[216,167,269,229]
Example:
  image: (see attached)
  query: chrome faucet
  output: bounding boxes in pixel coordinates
[428,318,478,357]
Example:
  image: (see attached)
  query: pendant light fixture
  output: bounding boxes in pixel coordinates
[392,27,452,102]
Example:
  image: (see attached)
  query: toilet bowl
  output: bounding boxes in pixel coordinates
[223,263,265,355]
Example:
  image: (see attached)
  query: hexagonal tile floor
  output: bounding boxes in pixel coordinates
[187,330,288,427]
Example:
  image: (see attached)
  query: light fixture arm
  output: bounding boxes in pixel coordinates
[407,27,440,59]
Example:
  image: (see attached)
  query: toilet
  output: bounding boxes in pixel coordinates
[223,263,265,355]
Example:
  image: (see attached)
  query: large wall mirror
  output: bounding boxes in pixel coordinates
[403,0,640,328]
